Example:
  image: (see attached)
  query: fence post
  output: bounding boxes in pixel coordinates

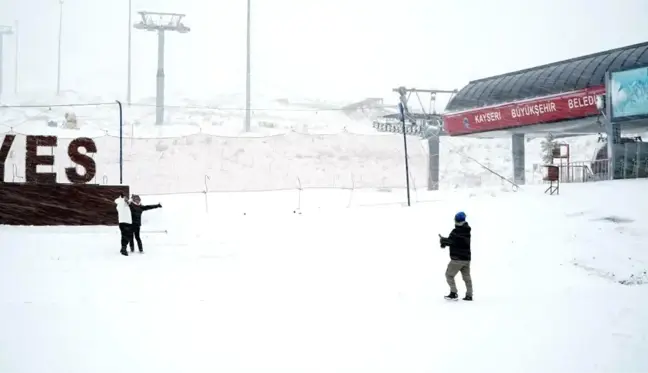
[347,173,355,208]
[296,177,302,211]
[409,171,419,203]
[204,175,210,213]
[116,100,123,184]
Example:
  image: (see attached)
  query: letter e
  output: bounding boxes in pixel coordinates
[25,135,57,184]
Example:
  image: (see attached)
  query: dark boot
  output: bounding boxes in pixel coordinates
[444,291,458,300]
[463,294,473,301]
[120,249,128,256]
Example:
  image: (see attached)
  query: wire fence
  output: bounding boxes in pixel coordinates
[1,129,436,195]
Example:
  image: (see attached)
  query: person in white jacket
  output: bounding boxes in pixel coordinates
[115,193,133,256]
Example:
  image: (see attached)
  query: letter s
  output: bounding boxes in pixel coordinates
[66,137,97,184]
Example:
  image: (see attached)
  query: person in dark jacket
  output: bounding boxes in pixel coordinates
[439,211,473,301]
[128,194,162,253]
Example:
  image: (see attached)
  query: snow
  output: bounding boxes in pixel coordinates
[1,180,647,373]
[2,90,648,371]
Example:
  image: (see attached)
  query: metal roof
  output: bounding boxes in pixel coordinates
[445,41,648,112]
[381,113,442,120]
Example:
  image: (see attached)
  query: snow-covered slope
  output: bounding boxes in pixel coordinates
[1,180,646,373]
[0,92,639,193]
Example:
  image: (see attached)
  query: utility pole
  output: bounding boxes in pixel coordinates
[244,0,251,132]
[57,0,64,95]
[0,25,14,100]
[398,101,411,206]
[127,0,132,106]
[134,11,190,125]
[13,20,18,95]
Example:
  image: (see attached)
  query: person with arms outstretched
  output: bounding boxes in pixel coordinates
[128,194,162,253]
[439,211,473,301]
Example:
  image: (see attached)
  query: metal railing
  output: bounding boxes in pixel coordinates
[532,156,648,184]
[558,160,597,183]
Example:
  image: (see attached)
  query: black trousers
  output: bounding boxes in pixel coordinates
[129,224,143,252]
[118,223,132,251]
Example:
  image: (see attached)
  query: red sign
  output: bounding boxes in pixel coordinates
[442,85,605,135]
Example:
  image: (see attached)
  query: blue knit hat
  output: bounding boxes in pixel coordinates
[454,211,466,223]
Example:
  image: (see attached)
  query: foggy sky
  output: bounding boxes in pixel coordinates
[1,0,647,108]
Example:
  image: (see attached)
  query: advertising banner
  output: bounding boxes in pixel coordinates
[610,66,648,120]
[443,86,605,135]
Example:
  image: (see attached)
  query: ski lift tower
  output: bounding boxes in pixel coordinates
[393,86,458,190]
[0,25,14,100]
[134,11,190,125]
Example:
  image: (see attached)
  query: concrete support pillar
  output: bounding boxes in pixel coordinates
[427,136,440,190]
[512,133,525,185]
[604,71,618,180]
[606,121,621,179]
